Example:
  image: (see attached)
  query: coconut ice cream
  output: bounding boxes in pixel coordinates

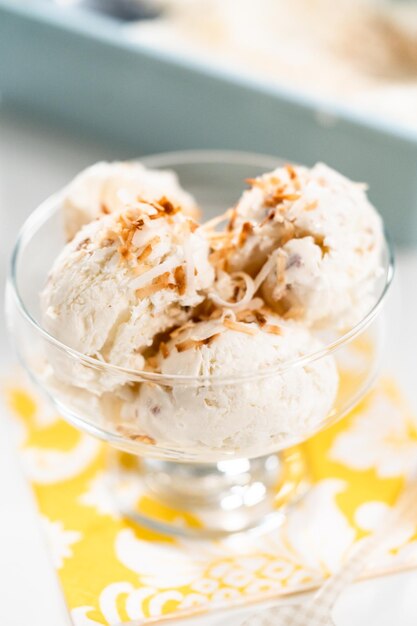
[121,311,338,454]
[62,161,200,241]
[41,198,214,393]
[37,158,387,457]
[214,163,383,328]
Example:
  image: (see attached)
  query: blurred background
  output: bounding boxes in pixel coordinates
[0,2,417,625]
[1,1,417,233]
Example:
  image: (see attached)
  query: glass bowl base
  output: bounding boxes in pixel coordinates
[108,447,309,538]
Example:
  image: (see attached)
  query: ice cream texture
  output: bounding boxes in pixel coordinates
[41,197,214,392]
[122,312,338,453]
[38,159,386,453]
[62,161,199,241]
[212,163,383,328]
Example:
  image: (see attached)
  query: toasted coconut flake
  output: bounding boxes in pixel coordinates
[114,209,156,261]
[227,207,237,232]
[100,203,110,215]
[238,222,254,247]
[116,425,155,445]
[263,187,284,208]
[285,164,297,180]
[304,200,318,212]
[223,318,258,335]
[263,324,282,335]
[136,244,152,264]
[137,236,161,263]
[131,258,178,290]
[76,237,91,251]
[135,271,175,299]
[270,192,301,207]
[120,227,134,248]
[139,199,175,220]
[118,213,130,228]
[188,219,199,233]
[246,176,275,189]
[280,192,301,202]
[118,244,131,261]
[284,165,302,190]
[133,434,156,445]
[135,218,145,230]
[176,334,221,352]
[151,271,172,288]
[174,265,187,296]
[236,308,269,327]
[158,196,180,215]
[259,209,276,227]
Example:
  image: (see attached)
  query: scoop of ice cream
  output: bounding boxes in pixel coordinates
[216,162,383,328]
[121,312,338,455]
[62,161,199,240]
[41,199,214,392]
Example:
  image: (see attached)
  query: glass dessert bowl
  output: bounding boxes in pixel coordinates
[6,151,394,537]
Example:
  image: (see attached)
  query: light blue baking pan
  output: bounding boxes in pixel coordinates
[1,0,417,244]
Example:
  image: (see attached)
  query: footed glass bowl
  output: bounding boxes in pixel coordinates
[6,151,394,537]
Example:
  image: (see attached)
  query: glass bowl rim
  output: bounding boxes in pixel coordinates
[7,149,395,385]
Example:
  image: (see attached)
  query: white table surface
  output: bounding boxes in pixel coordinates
[1,108,417,626]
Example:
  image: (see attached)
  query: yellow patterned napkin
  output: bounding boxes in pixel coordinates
[4,374,417,626]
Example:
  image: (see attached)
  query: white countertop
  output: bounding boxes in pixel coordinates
[0,108,416,626]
